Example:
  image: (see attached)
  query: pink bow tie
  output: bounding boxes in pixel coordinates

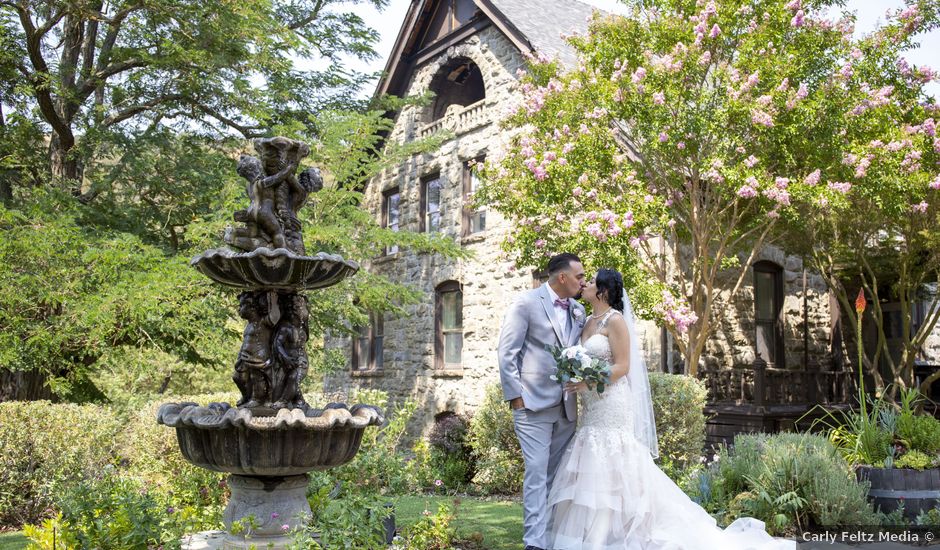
[554,298,570,310]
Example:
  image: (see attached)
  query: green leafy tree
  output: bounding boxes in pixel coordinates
[476,0,940,376]
[0,0,387,188]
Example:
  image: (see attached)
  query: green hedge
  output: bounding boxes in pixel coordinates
[0,401,122,527]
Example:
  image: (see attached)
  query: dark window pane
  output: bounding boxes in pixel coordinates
[444,332,462,364]
[755,271,775,320]
[388,193,400,230]
[756,323,774,364]
[357,336,371,368]
[374,336,384,370]
[470,211,485,233]
[442,290,462,329]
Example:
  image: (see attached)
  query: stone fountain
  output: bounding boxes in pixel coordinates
[157,137,384,549]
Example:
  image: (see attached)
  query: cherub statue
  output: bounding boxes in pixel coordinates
[271,294,310,409]
[233,290,280,408]
[224,137,312,253]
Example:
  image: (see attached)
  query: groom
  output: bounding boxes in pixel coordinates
[498,252,586,550]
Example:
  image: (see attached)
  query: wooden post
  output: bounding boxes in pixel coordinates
[753,355,767,409]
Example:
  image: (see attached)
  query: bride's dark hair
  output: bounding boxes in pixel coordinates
[595,268,624,312]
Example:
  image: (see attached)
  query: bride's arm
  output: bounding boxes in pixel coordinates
[606,315,631,383]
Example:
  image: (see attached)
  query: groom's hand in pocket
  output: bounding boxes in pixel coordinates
[509,397,525,410]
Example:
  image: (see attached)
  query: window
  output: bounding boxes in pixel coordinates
[462,159,485,236]
[753,261,784,367]
[435,281,463,369]
[421,175,442,232]
[352,312,384,371]
[382,187,400,255]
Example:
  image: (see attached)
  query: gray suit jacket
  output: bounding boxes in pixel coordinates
[498,283,585,421]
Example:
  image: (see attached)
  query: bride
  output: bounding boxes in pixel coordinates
[546,268,795,550]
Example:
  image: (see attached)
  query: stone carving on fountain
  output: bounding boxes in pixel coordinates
[157,137,383,549]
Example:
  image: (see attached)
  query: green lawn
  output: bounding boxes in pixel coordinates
[0,532,27,550]
[394,495,523,550]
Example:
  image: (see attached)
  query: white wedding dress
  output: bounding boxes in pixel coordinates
[546,324,795,550]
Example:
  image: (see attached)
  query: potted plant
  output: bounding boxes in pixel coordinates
[817,290,940,520]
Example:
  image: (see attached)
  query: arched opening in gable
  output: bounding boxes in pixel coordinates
[428,57,485,122]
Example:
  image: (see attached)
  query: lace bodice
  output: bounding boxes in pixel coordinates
[579,327,635,432]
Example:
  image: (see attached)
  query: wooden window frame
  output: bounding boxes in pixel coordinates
[462,157,486,237]
[352,312,384,371]
[381,187,400,255]
[753,261,785,368]
[434,281,463,371]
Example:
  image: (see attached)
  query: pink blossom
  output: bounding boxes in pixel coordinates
[804,169,821,185]
[839,63,853,79]
[563,142,575,154]
[578,173,589,185]
[791,10,805,27]
[655,290,698,333]
[586,189,598,199]
[653,92,665,105]
[737,185,758,198]
[622,212,635,228]
[632,67,647,83]
[659,132,669,142]
[816,196,829,208]
[710,24,722,38]
[828,181,852,194]
[535,239,547,249]
[533,166,548,180]
[700,51,712,65]
[912,201,929,213]
[796,83,808,99]
[756,95,773,107]
[929,175,940,190]
[851,48,863,60]
[544,151,557,161]
[558,158,568,166]
[777,78,790,92]
[282,524,291,531]
[667,219,677,228]
[644,194,654,203]
[775,177,790,189]
[923,118,936,137]
[677,141,686,150]
[747,71,760,88]
[785,0,801,10]
[744,155,759,168]
[752,110,775,127]
[767,209,781,219]
[855,156,871,178]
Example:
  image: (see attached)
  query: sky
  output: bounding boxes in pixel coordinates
[344,0,940,97]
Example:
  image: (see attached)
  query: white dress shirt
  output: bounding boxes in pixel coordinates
[546,283,570,338]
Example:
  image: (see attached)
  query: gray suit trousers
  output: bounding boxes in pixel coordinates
[513,403,576,549]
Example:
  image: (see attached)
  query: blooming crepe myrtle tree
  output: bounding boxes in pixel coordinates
[475,0,940,377]
[776,3,940,398]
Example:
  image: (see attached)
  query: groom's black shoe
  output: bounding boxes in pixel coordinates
[524,546,546,550]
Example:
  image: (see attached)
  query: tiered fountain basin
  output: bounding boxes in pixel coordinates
[157,403,384,475]
[190,248,359,290]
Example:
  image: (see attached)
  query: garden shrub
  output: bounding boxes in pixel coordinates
[116,393,234,532]
[392,502,456,550]
[289,492,392,550]
[0,401,123,528]
[692,433,877,536]
[467,383,523,494]
[23,469,187,549]
[648,372,707,481]
[427,412,474,490]
[328,389,418,495]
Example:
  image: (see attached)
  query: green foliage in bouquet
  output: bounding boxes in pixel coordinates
[546,344,611,394]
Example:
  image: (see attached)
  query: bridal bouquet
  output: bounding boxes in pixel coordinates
[546,344,612,394]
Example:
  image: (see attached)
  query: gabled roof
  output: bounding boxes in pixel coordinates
[375,0,601,98]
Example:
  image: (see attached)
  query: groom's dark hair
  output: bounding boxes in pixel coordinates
[547,253,582,276]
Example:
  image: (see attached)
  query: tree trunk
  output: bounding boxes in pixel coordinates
[49,131,81,181]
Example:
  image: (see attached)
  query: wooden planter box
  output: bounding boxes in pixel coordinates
[856,466,940,519]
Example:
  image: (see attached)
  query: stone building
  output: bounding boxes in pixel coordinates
[323,0,854,436]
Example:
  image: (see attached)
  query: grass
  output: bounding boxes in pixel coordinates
[0,532,27,550]
[394,495,523,550]
[0,496,523,550]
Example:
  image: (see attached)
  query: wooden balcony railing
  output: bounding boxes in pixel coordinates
[698,357,856,407]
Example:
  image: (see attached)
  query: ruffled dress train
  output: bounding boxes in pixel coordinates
[546,334,795,550]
